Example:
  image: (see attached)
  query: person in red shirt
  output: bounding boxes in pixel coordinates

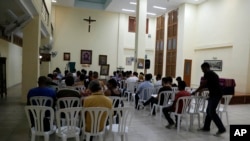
[162,81,190,129]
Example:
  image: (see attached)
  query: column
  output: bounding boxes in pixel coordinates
[134,0,147,72]
[22,15,41,102]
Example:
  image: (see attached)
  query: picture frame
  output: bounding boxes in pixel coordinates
[137,58,144,69]
[204,60,222,71]
[40,53,51,62]
[63,52,70,61]
[81,50,92,64]
[100,64,110,76]
[99,55,107,65]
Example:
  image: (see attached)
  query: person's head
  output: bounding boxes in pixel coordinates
[79,74,85,81]
[38,76,48,86]
[76,71,81,77]
[65,76,75,86]
[92,71,99,79]
[88,80,102,92]
[138,74,144,81]
[178,81,186,91]
[81,69,87,75]
[107,78,117,89]
[176,76,182,82]
[156,74,162,81]
[201,62,210,73]
[145,73,152,81]
[133,71,138,77]
[47,73,53,80]
[161,76,172,86]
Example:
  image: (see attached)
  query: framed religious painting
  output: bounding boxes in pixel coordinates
[100,64,109,76]
[99,55,107,65]
[137,58,144,69]
[63,52,70,61]
[81,50,92,64]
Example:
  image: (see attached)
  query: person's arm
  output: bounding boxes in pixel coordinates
[192,79,207,95]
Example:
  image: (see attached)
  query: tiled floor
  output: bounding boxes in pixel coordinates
[1,84,250,141]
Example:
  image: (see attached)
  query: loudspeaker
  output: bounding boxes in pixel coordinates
[145,59,150,69]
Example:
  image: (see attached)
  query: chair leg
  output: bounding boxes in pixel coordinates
[75,135,80,141]
[226,112,229,125]
[159,107,162,123]
[177,116,181,133]
[31,133,35,141]
[198,114,201,128]
[86,135,91,141]
[44,134,49,141]
[99,135,103,141]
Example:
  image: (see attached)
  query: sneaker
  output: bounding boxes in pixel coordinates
[214,129,226,136]
[165,123,175,129]
[197,128,210,132]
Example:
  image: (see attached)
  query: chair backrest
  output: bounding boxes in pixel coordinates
[174,96,192,114]
[111,107,132,133]
[154,85,162,94]
[108,96,123,108]
[172,87,179,94]
[56,107,82,135]
[189,96,206,113]
[81,107,110,135]
[30,96,54,107]
[74,85,85,93]
[126,82,137,93]
[57,97,81,109]
[200,90,209,97]
[24,106,55,133]
[141,87,155,100]
[157,91,174,106]
[217,95,232,112]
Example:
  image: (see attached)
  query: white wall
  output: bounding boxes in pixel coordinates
[179,0,250,93]
[0,39,22,87]
[52,6,156,77]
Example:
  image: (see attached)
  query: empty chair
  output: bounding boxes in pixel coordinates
[124,82,137,103]
[171,96,192,132]
[56,107,82,141]
[29,96,54,107]
[24,106,56,141]
[106,107,132,141]
[188,96,206,129]
[217,95,232,125]
[151,91,174,122]
[81,107,110,141]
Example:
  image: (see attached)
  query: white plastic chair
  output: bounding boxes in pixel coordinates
[188,96,206,129]
[217,95,232,125]
[56,107,82,141]
[24,106,56,141]
[171,96,192,133]
[108,96,123,108]
[198,90,209,123]
[124,82,137,103]
[81,107,110,141]
[106,107,132,141]
[151,91,174,122]
[172,87,179,94]
[56,97,81,109]
[29,96,54,107]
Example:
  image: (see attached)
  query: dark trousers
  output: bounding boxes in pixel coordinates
[135,94,139,108]
[203,96,226,131]
[162,106,176,125]
[144,97,158,114]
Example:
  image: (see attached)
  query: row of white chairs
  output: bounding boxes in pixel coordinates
[25,106,132,141]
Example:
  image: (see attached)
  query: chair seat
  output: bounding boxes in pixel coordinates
[56,126,81,137]
[31,125,57,136]
[106,124,128,133]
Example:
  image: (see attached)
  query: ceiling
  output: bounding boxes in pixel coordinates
[53,0,207,17]
[0,0,206,36]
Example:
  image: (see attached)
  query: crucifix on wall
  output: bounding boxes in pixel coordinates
[83,16,96,32]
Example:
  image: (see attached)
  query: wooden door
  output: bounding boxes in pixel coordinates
[183,59,192,87]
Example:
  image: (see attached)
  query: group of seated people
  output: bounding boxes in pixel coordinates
[27,67,192,132]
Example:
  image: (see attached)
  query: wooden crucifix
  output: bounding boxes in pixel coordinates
[83,16,96,32]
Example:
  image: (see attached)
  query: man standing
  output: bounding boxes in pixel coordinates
[193,62,226,136]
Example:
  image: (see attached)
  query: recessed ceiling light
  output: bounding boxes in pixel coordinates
[52,0,57,3]
[130,2,137,5]
[153,6,166,10]
[122,9,135,12]
[147,12,156,16]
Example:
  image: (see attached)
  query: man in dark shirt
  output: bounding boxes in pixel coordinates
[193,62,226,136]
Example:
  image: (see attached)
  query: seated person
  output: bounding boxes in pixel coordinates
[27,76,56,106]
[104,78,123,107]
[162,81,191,129]
[56,76,80,99]
[135,73,154,109]
[154,74,162,87]
[83,80,112,133]
[92,71,106,91]
[143,77,172,115]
